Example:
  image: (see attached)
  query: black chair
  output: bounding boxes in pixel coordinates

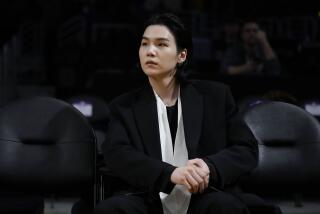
[66,95,112,212]
[66,95,110,155]
[241,101,320,214]
[0,96,97,213]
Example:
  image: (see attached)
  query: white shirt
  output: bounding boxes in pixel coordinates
[154,89,191,214]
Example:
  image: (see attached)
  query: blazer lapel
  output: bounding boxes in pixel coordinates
[133,85,162,160]
[181,82,203,159]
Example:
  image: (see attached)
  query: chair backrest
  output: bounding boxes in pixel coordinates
[67,95,110,154]
[0,96,96,195]
[242,101,320,195]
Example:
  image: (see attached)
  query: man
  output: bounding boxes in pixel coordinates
[221,19,281,75]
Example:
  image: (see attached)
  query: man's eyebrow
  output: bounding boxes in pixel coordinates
[142,36,170,42]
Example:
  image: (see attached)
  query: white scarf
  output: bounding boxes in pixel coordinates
[154,89,191,214]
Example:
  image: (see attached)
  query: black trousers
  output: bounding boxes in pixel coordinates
[94,191,249,214]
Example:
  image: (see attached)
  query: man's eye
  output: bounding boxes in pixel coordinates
[158,43,168,47]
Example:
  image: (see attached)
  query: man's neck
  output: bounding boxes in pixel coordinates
[149,75,179,106]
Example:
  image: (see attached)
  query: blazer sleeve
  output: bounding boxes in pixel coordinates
[205,86,258,189]
[101,103,176,194]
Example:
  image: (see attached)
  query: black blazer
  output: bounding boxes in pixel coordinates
[102,79,258,196]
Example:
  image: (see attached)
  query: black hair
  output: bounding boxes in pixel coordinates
[142,13,193,79]
[239,16,260,31]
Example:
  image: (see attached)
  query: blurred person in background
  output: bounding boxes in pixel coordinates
[220,18,281,75]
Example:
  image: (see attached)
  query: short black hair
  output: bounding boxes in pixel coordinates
[240,16,260,31]
[142,13,193,79]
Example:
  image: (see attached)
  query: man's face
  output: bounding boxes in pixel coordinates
[139,25,184,79]
[241,22,259,45]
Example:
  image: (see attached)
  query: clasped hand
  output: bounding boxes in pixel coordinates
[170,158,210,194]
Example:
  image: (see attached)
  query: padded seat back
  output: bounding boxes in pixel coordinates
[242,101,320,194]
[0,96,96,194]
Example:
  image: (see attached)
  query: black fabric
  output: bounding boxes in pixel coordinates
[155,165,176,194]
[166,101,178,146]
[187,191,249,214]
[102,80,258,195]
[238,193,282,214]
[99,80,281,214]
[94,194,162,214]
[95,191,250,214]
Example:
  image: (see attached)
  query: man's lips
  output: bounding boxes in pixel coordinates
[146,61,158,65]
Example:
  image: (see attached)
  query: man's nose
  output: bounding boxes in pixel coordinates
[146,45,156,56]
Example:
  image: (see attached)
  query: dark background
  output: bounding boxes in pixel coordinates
[0,0,319,107]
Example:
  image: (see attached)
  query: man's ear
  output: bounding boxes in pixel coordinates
[178,49,187,63]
